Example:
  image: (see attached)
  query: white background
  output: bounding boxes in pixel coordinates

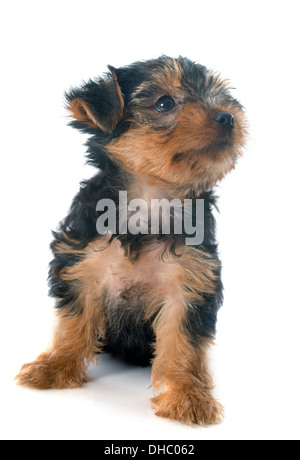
[1,0,300,441]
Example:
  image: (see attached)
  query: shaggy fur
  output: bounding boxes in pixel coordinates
[16,56,247,426]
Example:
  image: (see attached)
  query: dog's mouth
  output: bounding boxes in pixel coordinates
[204,112,246,161]
[199,134,234,159]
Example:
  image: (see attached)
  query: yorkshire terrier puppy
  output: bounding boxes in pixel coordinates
[16,56,247,426]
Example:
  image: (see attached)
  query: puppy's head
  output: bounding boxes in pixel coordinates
[66,56,247,192]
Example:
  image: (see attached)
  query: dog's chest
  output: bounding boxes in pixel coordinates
[86,237,167,304]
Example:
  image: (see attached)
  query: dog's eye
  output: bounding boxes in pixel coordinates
[155,96,176,113]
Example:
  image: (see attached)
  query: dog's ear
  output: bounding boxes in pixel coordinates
[65,66,124,133]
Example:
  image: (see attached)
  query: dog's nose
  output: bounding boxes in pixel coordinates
[211,111,234,131]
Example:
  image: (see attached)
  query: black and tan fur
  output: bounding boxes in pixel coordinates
[16,56,247,426]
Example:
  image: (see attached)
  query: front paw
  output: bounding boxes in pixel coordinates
[152,388,224,426]
[15,352,86,389]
